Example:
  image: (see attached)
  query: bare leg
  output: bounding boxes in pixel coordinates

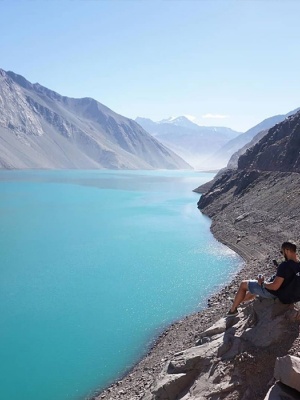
[242,292,256,303]
[230,280,249,312]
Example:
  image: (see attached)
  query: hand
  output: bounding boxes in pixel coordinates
[257,274,264,286]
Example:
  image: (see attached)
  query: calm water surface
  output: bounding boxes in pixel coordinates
[0,170,242,400]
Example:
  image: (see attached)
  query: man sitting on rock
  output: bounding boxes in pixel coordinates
[227,241,300,317]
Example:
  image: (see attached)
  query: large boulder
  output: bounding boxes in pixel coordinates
[242,298,293,347]
[142,299,300,400]
[263,381,300,400]
[274,355,300,392]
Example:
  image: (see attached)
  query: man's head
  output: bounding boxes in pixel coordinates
[281,241,297,261]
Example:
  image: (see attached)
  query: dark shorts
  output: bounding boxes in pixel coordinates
[248,280,277,299]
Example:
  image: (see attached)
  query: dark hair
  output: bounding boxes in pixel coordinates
[281,241,297,253]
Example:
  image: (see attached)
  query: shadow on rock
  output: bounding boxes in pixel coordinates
[142,298,300,400]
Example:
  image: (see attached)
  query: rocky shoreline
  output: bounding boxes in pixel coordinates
[91,249,250,400]
[91,233,277,400]
[93,169,300,400]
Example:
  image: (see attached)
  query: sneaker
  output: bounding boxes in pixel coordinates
[226,309,238,317]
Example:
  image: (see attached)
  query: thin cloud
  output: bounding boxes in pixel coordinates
[201,114,229,119]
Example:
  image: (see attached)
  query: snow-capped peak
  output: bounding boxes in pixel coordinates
[158,116,177,123]
[158,115,200,128]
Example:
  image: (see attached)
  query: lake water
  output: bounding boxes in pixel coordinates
[0,170,241,400]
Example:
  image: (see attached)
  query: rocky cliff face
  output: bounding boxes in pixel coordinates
[195,110,300,196]
[142,299,300,400]
[238,110,300,173]
[227,128,268,169]
[0,69,190,170]
[198,111,300,250]
[208,107,300,170]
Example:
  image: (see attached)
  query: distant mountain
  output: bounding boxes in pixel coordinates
[209,108,300,170]
[0,69,191,170]
[135,116,241,170]
[158,116,201,129]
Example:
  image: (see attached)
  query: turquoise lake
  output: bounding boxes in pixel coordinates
[0,170,242,400]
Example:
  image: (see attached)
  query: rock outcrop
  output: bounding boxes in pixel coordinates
[194,110,300,195]
[207,107,300,170]
[264,381,300,400]
[274,355,300,392]
[263,355,300,399]
[142,299,300,400]
[238,111,300,173]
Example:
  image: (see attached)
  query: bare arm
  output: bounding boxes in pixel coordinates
[263,276,284,291]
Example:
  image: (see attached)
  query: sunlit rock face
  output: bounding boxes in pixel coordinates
[0,69,44,137]
[238,110,300,173]
[0,69,191,170]
[208,107,300,170]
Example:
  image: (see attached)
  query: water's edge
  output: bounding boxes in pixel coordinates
[91,211,246,400]
[0,170,242,400]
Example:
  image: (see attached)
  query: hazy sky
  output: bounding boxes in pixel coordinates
[1,0,299,132]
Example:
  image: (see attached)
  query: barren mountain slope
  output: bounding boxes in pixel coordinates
[0,69,190,170]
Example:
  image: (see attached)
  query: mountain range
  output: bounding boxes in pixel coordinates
[136,116,241,170]
[0,69,190,170]
[210,107,300,170]
[1,67,299,173]
[137,109,300,171]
